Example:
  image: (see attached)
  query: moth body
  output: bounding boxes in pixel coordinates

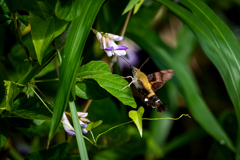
[119,56,173,113]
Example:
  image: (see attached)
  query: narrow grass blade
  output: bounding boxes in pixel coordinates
[48,0,105,140]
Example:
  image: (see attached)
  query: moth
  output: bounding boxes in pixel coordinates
[120,57,174,113]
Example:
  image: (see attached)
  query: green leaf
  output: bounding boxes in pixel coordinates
[133,0,144,14]
[129,106,144,137]
[49,0,105,142]
[4,94,52,120]
[0,116,10,148]
[77,61,137,108]
[86,120,103,131]
[25,142,70,160]
[176,0,240,157]
[55,0,83,21]
[4,0,45,20]
[75,79,111,100]
[18,15,28,26]
[3,80,20,111]
[0,0,10,17]
[30,1,68,64]
[122,0,140,15]
[69,100,88,160]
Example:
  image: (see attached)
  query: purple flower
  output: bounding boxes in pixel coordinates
[93,28,129,57]
[62,112,90,135]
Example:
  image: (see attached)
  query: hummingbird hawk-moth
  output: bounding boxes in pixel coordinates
[120,57,174,113]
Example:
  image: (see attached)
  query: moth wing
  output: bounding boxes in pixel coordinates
[147,69,174,92]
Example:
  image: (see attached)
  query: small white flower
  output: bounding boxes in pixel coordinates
[92,28,128,57]
[62,112,90,135]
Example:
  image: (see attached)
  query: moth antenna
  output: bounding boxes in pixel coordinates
[139,57,150,70]
[119,56,133,68]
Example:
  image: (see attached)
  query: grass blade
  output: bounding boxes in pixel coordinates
[69,99,88,160]
[48,0,105,140]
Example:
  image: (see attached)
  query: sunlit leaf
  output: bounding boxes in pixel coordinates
[3,80,20,111]
[129,106,144,137]
[133,0,144,14]
[30,1,68,64]
[122,0,140,15]
[55,0,83,21]
[77,61,137,108]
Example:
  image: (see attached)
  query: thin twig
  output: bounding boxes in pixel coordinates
[82,100,92,112]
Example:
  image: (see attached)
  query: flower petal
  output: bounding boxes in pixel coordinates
[82,129,88,134]
[96,32,102,42]
[81,117,91,123]
[107,33,123,41]
[64,128,76,136]
[104,47,114,51]
[77,112,88,118]
[105,50,114,57]
[114,45,128,50]
[62,113,75,135]
[115,50,127,56]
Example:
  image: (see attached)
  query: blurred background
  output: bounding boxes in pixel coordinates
[0,0,240,159]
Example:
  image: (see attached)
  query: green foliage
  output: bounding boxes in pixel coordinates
[55,0,83,21]
[4,0,45,19]
[1,0,240,159]
[75,79,111,100]
[77,61,136,107]
[30,1,68,64]
[86,120,103,131]
[2,81,20,111]
[25,142,70,160]
[49,0,105,141]
[0,116,10,148]
[129,107,144,137]
[4,94,52,120]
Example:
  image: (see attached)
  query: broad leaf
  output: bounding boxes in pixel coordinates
[55,0,83,21]
[75,79,111,100]
[3,80,20,111]
[129,106,144,137]
[0,116,10,148]
[86,120,103,131]
[30,1,68,64]
[4,0,45,19]
[4,95,52,120]
[77,61,137,108]
[25,142,70,160]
